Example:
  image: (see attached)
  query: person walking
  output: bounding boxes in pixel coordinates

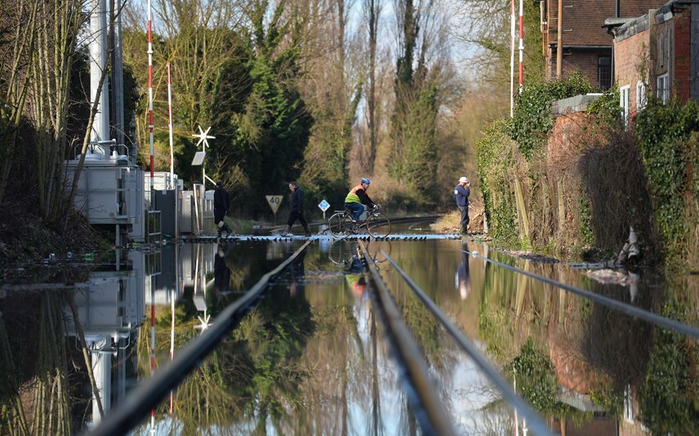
[454,176,470,235]
[285,181,311,237]
[344,178,376,225]
[214,179,234,237]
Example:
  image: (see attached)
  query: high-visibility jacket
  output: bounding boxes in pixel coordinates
[345,184,374,206]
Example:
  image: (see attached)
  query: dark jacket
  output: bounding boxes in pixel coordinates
[214,185,229,223]
[214,185,229,212]
[454,184,470,208]
[290,187,304,213]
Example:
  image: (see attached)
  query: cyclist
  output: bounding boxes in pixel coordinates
[345,178,376,225]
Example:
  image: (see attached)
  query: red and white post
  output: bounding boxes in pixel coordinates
[510,0,515,117]
[519,0,524,94]
[167,62,174,188]
[147,0,155,196]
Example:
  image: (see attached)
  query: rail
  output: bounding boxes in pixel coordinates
[358,240,458,436]
[374,245,554,436]
[469,250,699,339]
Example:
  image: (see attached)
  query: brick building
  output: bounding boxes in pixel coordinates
[541,0,668,88]
[606,0,699,124]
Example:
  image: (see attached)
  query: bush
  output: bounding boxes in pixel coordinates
[510,73,597,159]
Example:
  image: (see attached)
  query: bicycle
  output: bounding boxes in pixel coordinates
[327,205,391,238]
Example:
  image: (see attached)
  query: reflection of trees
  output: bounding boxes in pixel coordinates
[143,279,316,433]
[478,255,632,424]
[478,251,699,433]
[506,338,575,417]
[638,298,699,435]
[579,278,657,417]
[0,292,74,434]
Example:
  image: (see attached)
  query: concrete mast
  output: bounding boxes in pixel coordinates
[90,0,110,146]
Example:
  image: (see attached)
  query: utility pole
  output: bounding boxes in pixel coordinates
[556,0,563,78]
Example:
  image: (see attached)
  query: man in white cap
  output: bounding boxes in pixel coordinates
[454,176,471,235]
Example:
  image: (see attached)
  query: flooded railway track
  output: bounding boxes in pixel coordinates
[88,236,698,435]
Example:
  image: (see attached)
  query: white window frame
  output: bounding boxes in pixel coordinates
[636,81,647,111]
[624,385,635,423]
[657,74,670,104]
[620,85,631,128]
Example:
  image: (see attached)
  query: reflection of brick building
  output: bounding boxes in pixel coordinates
[606,0,699,126]
[540,0,668,88]
[548,338,617,436]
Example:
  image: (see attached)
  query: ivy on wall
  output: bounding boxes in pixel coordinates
[510,73,596,160]
[635,99,699,269]
[477,119,520,246]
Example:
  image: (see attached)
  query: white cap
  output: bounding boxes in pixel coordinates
[459,177,469,184]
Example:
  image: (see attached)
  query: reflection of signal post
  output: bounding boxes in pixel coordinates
[191,126,216,187]
[266,195,283,224]
[318,199,330,219]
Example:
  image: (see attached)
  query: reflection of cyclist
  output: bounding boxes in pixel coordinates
[345,254,368,299]
[345,178,376,224]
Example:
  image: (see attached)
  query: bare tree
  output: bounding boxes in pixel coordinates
[363,0,383,173]
[0,0,39,205]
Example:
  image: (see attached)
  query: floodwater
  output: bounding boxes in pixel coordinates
[0,224,697,435]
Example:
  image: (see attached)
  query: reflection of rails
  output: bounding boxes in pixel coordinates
[357,240,554,436]
[91,240,313,436]
[469,250,699,339]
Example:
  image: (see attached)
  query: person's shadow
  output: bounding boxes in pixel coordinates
[456,242,471,300]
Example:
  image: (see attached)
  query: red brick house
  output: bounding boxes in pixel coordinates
[607,0,699,124]
[540,0,669,89]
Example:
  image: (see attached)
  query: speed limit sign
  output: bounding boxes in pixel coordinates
[266,195,283,214]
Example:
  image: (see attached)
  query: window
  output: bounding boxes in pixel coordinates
[598,56,612,90]
[620,85,630,128]
[636,81,647,111]
[657,74,670,104]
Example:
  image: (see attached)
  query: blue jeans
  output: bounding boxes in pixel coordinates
[345,202,365,221]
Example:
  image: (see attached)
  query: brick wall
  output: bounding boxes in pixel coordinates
[614,30,649,113]
[546,48,610,87]
[614,7,693,106]
[673,10,691,101]
[543,0,668,83]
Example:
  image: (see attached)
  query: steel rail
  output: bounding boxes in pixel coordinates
[88,240,313,436]
[358,241,458,436]
[469,250,699,339]
[381,250,554,436]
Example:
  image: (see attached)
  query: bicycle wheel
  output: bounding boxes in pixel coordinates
[366,213,391,238]
[328,212,352,237]
[328,240,353,265]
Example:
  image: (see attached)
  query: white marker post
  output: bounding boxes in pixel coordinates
[266,195,283,224]
[318,199,330,219]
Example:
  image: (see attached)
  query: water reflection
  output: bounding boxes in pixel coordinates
[0,237,697,435]
[456,242,471,300]
[290,249,305,297]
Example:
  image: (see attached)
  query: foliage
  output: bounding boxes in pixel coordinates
[477,119,519,246]
[586,90,622,128]
[388,82,440,207]
[510,73,596,159]
[635,99,699,269]
[203,4,313,216]
[638,299,699,434]
[504,337,571,416]
[578,194,594,246]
